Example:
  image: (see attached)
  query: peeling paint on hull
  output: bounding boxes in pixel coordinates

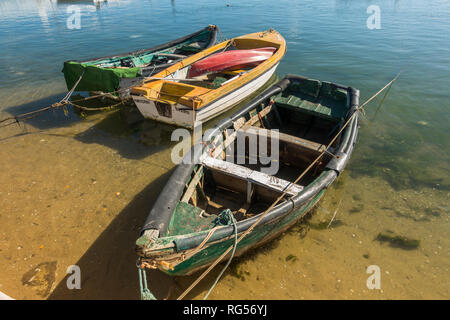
[162,189,325,276]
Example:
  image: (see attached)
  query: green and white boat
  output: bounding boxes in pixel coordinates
[62,25,219,97]
[136,74,360,276]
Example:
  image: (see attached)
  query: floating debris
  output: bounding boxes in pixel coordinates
[309,219,344,230]
[349,203,364,214]
[229,264,250,281]
[424,207,441,217]
[309,221,329,230]
[296,224,310,239]
[21,261,57,297]
[285,254,298,262]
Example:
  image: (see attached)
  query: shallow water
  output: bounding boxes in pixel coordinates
[0,0,449,299]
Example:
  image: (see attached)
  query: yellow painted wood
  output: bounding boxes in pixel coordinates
[131,29,286,110]
[221,69,249,76]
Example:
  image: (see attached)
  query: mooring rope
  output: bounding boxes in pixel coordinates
[138,262,157,300]
[70,100,124,112]
[0,71,122,129]
[2,43,263,129]
[0,71,132,129]
[182,225,222,261]
[176,74,400,300]
[203,209,238,300]
[217,26,225,43]
[0,72,82,127]
[371,75,397,121]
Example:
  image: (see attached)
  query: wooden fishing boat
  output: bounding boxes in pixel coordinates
[62,25,219,96]
[130,29,286,128]
[136,74,360,276]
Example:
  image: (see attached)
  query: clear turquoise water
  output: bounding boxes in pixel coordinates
[0,0,449,299]
[1,0,448,189]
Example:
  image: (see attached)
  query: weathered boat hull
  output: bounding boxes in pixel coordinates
[62,25,218,97]
[132,63,279,128]
[131,29,286,128]
[136,75,360,276]
[164,187,327,276]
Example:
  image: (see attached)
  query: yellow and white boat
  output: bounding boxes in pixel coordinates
[131,29,286,128]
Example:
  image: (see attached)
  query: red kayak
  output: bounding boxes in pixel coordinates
[188,47,277,78]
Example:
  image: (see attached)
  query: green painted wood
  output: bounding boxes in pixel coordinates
[165,187,326,275]
[274,79,349,121]
[167,202,216,236]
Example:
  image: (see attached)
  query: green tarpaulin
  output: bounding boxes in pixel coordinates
[61,26,217,95]
[62,61,141,94]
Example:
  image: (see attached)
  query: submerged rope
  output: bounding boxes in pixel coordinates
[1,36,256,129]
[217,26,225,43]
[203,210,238,300]
[371,75,397,121]
[0,71,130,129]
[0,71,94,128]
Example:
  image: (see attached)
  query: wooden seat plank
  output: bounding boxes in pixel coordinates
[202,156,303,196]
[239,126,326,153]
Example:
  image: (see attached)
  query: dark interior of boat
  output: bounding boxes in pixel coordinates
[179,68,252,89]
[173,79,351,228]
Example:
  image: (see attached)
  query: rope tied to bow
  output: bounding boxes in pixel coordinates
[203,209,238,300]
[137,260,157,300]
[0,71,125,129]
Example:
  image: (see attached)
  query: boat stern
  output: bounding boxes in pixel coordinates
[131,80,209,128]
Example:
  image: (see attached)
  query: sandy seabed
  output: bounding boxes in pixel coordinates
[0,108,448,300]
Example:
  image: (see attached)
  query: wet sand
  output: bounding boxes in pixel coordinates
[0,103,448,300]
[0,108,175,299]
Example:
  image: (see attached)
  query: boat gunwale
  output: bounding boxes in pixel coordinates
[174,62,280,113]
[64,25,219,65]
